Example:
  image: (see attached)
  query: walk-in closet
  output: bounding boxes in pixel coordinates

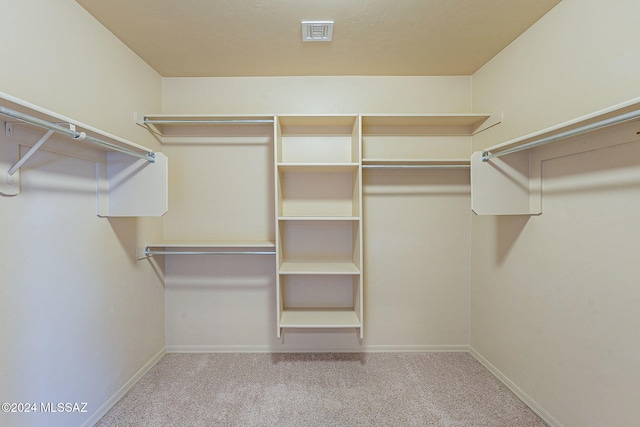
[2,1,639,426]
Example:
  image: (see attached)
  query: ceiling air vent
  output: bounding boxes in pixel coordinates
[301,21,334,42]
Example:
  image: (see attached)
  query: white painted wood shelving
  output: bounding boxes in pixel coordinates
[471,98,640,215]
[361,114,496,170]
[0,92,167,217]
[275,114,364,338]
[136,113,276,257]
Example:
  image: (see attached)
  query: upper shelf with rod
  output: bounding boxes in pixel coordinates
[361,114,499,169]
[471,96,640,216]
[136,114,276,138]
[1,91,156,160]
[0,91,167,216]
[479,97,640,162]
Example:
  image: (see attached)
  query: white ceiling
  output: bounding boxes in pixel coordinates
[75,0,562,77]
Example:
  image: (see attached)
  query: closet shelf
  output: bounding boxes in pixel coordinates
[277,163,359,172]
[280,309,361,329]
[137,114,275,137]
[362,159,470,169]
[278,115,358,127]
[278,216,360,221]
[145,240,275,247]
[363,159,468,164]
[0,92,167,217]
[481,97,640,161]
[360,114,499,169]
[1,92,155,160]
[472,97,640,216]
[279,261,360,275]
[362,114,497,135]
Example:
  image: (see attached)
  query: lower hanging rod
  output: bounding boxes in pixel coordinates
[482,109,640,162]
[144,249,276,256]
[0,106,156,163]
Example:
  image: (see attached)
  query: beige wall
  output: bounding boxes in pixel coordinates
[472,0,640,151]
[471,0,640,426]
[162,76,473,351]
[0,1,164,426]
[162,76,472,115]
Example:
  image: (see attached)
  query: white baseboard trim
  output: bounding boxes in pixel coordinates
[166,344,470,353]
[82,346,166,427]
[469,347,563,427]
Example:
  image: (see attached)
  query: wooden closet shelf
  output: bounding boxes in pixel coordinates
[277,163,359,172]
[145,240,276,248]
[362,114,496,136]
[279,261,361,275]
[278,216,360,221]
[362,159,470,165]
[280,309,361,329]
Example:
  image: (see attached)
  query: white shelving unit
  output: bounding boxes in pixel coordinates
[471,98,640,215]
[275,115,363,338]
[0,92,167,217]
[137,114,275,137]
[137,114,276,255]
[361,114,495,168]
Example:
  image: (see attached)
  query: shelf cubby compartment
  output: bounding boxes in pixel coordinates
[276,219,363,338]
[277,115,360,164]
[279,309,362,329]
[361,114,494,165]
[278,274,362,332]
[277,219,361,271]
[278,164,360,218]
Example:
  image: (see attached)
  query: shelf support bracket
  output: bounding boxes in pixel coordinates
[7,129,54,177]
[2,128,56,196]
[136,248,150,260]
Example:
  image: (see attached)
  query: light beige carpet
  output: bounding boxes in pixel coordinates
[96,352,547,426]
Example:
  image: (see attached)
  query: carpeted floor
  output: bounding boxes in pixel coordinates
[96,352,547,426]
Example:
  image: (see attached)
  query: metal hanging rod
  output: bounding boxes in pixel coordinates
[0,106,156,163]
[482,109,640,162]
[142,118,274,125]
[144,248,276,257]
[362,164,470,169]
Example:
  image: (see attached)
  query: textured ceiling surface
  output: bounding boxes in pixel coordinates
[75,0,562,77]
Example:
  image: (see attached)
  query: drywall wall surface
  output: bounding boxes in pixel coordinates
[362,170,471,347]
[472,0,640,152]
[162,76,472,115]
[164,169,472,351]
[471,136,640,427]
[162,76,473,351]
[470,1,640,425]
[0,1,164,426]
[0,0,162,150]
